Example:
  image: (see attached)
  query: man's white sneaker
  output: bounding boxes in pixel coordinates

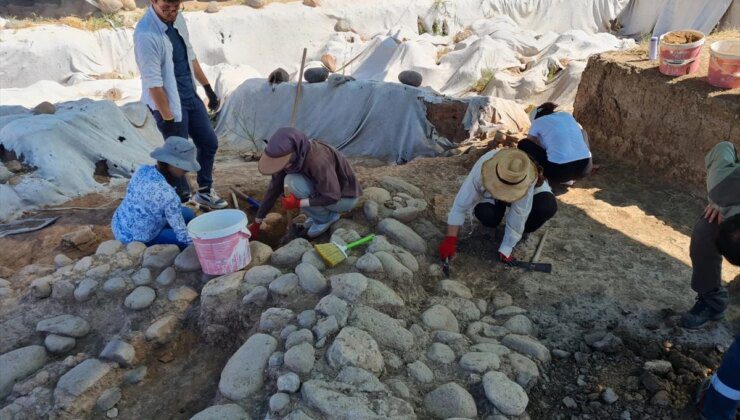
[194,189,228,209]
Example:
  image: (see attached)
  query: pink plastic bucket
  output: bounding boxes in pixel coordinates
[187,209,251,275]
[659,30,705,76]
[708,40,740,89]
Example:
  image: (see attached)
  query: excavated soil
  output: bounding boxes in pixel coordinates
[573,32,740,192]
[662,31,703,45]
[2,147,738,418]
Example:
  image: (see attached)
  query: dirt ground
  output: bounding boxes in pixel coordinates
[574,31,740,197]
[3,150,738,340]
[2,148,738,417]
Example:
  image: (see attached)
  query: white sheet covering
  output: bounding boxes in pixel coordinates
[0,0,641,220]
[214,78,524,162]
[0,100,161,220]
[617,0,734,38]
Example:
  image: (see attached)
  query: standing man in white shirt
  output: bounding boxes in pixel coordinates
[134,0,227,209]
[439,148,557,265]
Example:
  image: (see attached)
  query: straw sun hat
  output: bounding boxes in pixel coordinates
[481,148,537,202]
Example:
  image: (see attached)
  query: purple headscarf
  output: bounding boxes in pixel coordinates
[265,127,311,173]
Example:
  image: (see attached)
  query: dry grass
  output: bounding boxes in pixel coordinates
[5,0,300,31]
[470,69,494,93]
[7,10,143,30]
[436,46,452,63]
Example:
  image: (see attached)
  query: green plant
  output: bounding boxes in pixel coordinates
[546,65,561,82]
[417,16,427,35]
[471,69,494,93]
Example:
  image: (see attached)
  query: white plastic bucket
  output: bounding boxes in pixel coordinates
[708,40,740,89]
[187,209,251,275]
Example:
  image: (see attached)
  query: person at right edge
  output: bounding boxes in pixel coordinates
[681,141,739,329]
[249,127,362,239]
[694,214,740,419]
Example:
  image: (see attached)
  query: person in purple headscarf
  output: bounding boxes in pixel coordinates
[250,127,362,238]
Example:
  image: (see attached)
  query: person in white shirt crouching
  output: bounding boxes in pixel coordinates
[439,148,557,265]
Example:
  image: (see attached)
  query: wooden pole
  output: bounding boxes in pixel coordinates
[289,48,308,128]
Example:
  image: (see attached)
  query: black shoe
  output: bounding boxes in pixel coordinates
[680,297,725,329]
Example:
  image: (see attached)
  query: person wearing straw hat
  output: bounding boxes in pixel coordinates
[439,148,557,264]
[250,127,362,239]
[112,137,201,249]
[517,102,593,185]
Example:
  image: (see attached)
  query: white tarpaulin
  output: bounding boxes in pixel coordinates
[0,0,636,217]
[420,0,627,36]
[0,26,137,89]
[617,0,734,38]
[0,62,258,110]
[0,100,161,220]
[215,78,524,163]
[346,16,634,105]
[0,0,631,90]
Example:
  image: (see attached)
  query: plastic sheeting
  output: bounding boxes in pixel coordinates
[0,100,161,220]
[419,0,627,36]
[0,0,631,91]
[0,63,258,111]
[215,78,525,163]
[617,0,734,38]
[347,16,634,105]
[0,26,137,89]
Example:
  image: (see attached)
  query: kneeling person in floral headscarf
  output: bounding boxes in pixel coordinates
[112,136,200,249]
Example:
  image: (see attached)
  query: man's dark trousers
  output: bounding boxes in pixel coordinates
[151,97,217,202]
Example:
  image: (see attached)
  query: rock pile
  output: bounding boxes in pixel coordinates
[0,177,552,419]
[0,239,205,418]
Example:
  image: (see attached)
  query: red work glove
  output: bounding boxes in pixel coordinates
[281,194,301,211]
[439,236,458,259]
[499,252,515,266]
[247,222,260,239]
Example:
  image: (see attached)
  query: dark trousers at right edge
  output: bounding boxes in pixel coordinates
[702,335,740,419]
[690,216,728,311]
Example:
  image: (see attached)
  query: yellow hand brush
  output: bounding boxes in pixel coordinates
[315,234,375,267]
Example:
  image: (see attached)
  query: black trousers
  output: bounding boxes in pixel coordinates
[473,192,558,233]
[151,98,218,201]
[690,215,728,311]
[518,139,591,184]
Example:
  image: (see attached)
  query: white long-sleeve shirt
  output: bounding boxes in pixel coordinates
[447,149,551,257]
[134,6,198,123]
